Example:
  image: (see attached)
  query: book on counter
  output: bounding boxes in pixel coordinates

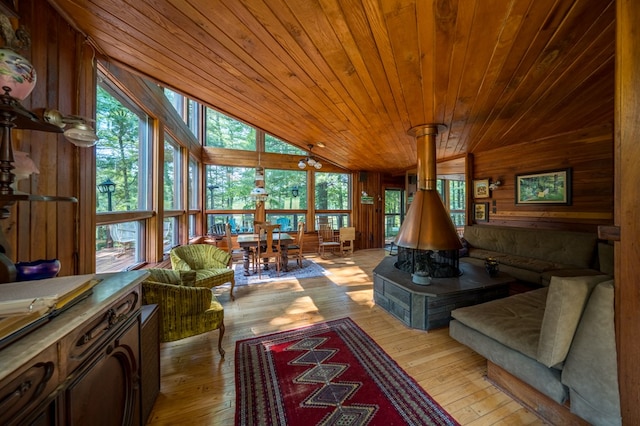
[0,274,100,349]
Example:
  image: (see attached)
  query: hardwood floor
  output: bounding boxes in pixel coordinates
[147,249,544,425]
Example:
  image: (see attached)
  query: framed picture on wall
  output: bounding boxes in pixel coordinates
[473,202,489,222]
[515,168,572,205]
[473,179,490,198]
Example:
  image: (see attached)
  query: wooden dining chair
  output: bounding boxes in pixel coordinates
[317,222,340,258]
[225,223,254,271]
[339,226,356,256]
[256,223,282,278]
[287,222,305,268]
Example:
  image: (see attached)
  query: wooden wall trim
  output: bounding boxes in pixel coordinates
[493,211,613,220]
[615,0,640,422]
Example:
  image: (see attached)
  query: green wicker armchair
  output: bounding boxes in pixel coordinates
[141,269,225,356]
[170,244,236,300]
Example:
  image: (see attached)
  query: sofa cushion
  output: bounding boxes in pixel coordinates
[449,320,568,403]
[536,275,611,367]
[467,248,576,273]
[463,225,597,268]
[451,287,548,359]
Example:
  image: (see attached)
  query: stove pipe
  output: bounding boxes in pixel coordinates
[394,124,463,251]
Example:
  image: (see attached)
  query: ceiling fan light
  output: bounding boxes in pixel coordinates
[298,159,306,169]
[307,157,316,166]
[314,162,322,170]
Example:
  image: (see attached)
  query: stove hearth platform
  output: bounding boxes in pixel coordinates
[373,257,516,330]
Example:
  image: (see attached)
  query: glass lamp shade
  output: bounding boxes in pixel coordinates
[298,159,306,169]
[250,186,269,201]
[64,123,98,147]
[314,162,322,169]
[0,48,37,101]
[307,157,316,166]
[97,178,116,194]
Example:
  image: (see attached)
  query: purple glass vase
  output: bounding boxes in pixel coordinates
[15,259,61,281]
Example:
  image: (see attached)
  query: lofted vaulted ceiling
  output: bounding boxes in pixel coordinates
[47,0,615,174]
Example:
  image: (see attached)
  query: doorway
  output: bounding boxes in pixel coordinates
[384,188,404,247]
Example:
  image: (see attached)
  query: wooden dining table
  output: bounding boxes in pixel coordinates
[236,233,294,276]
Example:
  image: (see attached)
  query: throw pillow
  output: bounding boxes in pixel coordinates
[537,275,611,367]
[179,270,198,287]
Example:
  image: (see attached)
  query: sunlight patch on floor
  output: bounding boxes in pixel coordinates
[346,289,374,306]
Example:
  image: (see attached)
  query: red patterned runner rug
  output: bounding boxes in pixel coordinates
[235,317,459,425]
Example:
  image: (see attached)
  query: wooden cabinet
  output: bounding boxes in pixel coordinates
[140,305,160,425]
[0,270,149,426]
[0,344,59,425]
[63,314,140,426]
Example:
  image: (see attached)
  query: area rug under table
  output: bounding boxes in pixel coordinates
[235,317,459,425]
[232,259,330,286]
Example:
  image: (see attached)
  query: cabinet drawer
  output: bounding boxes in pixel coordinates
[64,316,141,426]
[59,287,140,377]
[0,344,59,425]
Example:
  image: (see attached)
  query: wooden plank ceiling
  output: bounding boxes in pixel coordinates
[46,0,615,174]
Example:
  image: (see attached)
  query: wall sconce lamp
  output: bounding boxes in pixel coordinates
[297,144,323,170]
[489,179,502,191]
[291,186,299,197]
[43,109,99,147]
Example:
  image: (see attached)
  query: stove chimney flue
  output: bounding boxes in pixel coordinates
[394,123,462,252]
[411,124,439,191]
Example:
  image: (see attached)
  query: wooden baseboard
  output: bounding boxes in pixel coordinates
[486,361,589,426]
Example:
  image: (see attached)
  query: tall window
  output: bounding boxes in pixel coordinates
[163,135,182,252]
[265,134,306,155]
[187,99,199,138]
[265,169,307,231]
[96,87,151,212]
[164,88,198,138]
[384,189,403,243]
[315,172,350,228]
[206,165,255,234]
[163,217,177,254]
[95,77,152,272]
[437,179,466,228]
[205,108,256,150]
[448,180,466,227]
[188,156,199,238]
[163,135,181,210]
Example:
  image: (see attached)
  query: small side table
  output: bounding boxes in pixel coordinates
[140,304,160,424]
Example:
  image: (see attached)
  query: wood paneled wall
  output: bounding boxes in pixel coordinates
[5,0,87,275]
[471,124,614,232]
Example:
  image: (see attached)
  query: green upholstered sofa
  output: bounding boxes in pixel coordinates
[170,244,236,300]
[141,268,225,356]
[450,276,620,425]
[460,225,613,286]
